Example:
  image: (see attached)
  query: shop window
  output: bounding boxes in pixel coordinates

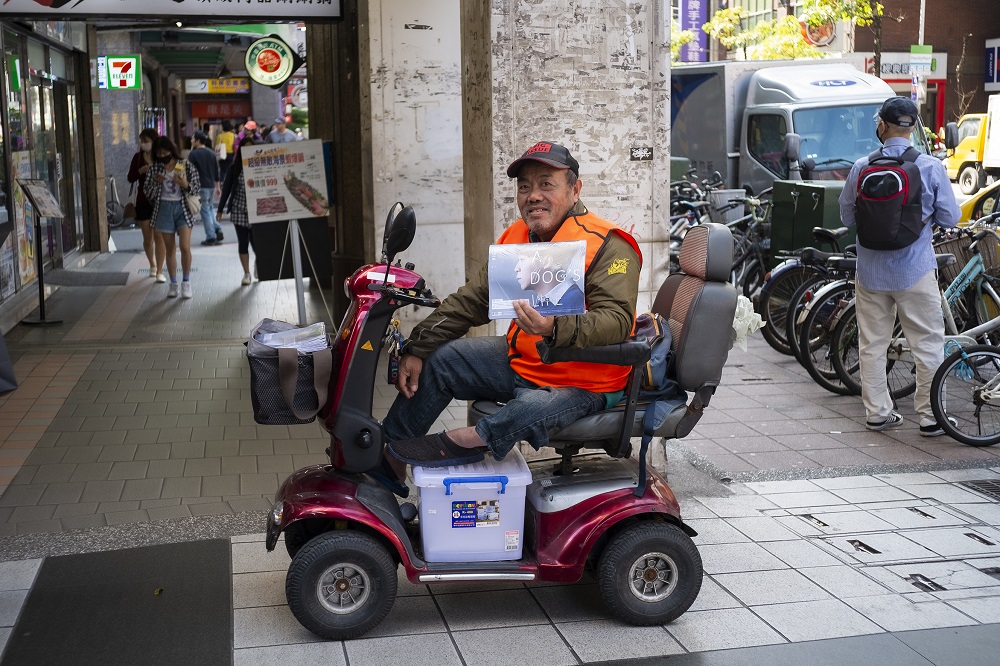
[748,114,788,178]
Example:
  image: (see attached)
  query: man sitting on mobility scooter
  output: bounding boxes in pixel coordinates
[377,141,642,493]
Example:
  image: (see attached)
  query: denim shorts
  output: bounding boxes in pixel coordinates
[155,199,190,233]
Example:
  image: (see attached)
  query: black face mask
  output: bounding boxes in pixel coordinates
[156,155,173,164]
[875,119,886,145]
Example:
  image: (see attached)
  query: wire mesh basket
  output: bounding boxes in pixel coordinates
[933,232,1000,284]
[706,189,747,226]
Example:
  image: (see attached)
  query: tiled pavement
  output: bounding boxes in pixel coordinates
[0,225,998,663]
[224,467,1000,664]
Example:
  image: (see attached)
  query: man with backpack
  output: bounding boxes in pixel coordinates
[839,97,960,436]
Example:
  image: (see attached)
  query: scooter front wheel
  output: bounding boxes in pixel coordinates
[285,530,397,640]
[598,522,702,625]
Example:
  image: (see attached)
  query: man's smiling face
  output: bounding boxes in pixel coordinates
[515,162,582,241]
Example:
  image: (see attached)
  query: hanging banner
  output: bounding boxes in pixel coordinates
[0,0,342,20]
[242,139,330,224]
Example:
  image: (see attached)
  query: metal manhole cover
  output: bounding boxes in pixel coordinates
[959,480,1000,502]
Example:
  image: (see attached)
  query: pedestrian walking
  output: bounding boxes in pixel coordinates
[839,97,961,435]
[126,128,166,281]
[217,136,256,286]
[188,131,225,245]
[144,136,200,299]
[215,119,236,182]
[265,117,300,143]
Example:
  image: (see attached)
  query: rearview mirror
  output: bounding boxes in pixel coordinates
[783,133,801,162]
[382,203,416,265]
[944,122,959,150]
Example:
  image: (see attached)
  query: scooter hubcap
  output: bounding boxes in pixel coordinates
[316,562,371,614]
[628,551,678,603]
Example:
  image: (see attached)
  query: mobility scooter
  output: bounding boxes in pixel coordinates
[264,204,738,639]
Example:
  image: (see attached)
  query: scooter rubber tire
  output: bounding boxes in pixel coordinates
[285,530,397,640]
[598,522,702,626]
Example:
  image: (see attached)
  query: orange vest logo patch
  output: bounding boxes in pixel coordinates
[608,258,629,275]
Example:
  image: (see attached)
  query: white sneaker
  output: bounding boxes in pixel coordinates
[241,273,252,286]
[148,266,157,278]
[181,281,193,299]
[167,282,179,298]
[155,272,167,283]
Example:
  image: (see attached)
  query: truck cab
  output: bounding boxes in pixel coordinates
[944,96,1000,195]
[671,61,929,195]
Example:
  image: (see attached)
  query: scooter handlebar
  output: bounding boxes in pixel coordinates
[536,339,651,367]
[381,285,440,308]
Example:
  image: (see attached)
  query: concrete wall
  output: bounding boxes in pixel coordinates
[489,0,672,317]
[368,0,465,327]
[367,0,671,328]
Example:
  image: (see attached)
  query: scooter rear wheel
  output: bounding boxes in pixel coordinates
[597,522,702,625]
[285,530,397,640]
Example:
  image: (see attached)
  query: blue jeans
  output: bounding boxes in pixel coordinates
[199,187,221,240]
[383,336,605,459]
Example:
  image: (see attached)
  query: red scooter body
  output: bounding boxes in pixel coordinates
[267,205,703,641]
[266,455,689,585]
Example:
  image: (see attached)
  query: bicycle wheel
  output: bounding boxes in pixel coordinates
[829,303,916,400]
[972,282,1000,345]
[787,275,835,364]
[741,259,766,300]
[931,344,1000,446]
[107,200,125,228]
[758,264,822,356]
[796,282,854,395]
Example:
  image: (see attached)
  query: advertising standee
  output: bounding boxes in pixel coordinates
[241,140,331,325]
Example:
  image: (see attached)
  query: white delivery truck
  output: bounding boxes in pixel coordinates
[671,60,932,195]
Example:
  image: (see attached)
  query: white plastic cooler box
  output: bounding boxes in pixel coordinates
[412,448,532,562]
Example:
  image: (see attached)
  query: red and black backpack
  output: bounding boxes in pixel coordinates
[854,147,924,251]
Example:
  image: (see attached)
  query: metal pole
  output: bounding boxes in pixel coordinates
[918,0,925,45]
[288,219,307,326]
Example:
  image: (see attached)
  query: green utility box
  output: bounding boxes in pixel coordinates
[769,180,854,267]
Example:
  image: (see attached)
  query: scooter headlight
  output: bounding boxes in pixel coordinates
[270,501,284,526]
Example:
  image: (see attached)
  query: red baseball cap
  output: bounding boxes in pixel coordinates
[506,142,580,177]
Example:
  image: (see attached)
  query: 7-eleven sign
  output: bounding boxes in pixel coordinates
[103,55,141,90]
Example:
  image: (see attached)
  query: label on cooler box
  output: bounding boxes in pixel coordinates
[451,500,501,528]
[505,530,520,551]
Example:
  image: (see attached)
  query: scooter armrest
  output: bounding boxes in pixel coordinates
[536,340,651,367]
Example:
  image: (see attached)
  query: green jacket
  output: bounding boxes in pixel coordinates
[404,203,641,360]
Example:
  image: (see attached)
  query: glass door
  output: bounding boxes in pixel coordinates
[53,80,81,254]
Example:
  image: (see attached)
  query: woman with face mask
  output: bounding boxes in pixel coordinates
[127,128,166,280]
[144,136,201,299]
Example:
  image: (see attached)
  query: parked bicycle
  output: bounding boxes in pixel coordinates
[106,175,128,229]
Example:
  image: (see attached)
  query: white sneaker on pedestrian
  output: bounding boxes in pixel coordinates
[167,282,179,298]
[148,265,157,278]
[866,411,903,431]
[181,281,193,299]
[241,273,252,286]
[155,272,167,283]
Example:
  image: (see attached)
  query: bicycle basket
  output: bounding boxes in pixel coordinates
[706,189,747,226]
[934,233,1000,284]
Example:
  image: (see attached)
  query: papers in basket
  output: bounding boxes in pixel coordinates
[488,241,587,319]
[253,321,328,352]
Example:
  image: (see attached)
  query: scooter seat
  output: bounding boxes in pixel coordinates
[468,395,689,450]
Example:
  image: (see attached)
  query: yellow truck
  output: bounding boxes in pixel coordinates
[944,94,1000,195]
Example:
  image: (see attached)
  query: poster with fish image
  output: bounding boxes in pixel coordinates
[242,139,330,224]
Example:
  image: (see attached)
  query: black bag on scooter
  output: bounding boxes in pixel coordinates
[247,318,333,425]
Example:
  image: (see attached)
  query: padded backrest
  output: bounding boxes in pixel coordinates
[652,223,738,391]
[679,223,733,282]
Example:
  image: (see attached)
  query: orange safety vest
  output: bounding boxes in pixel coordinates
[501,211,642,393]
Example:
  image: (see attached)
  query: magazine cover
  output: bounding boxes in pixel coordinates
[488,240,587,319]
